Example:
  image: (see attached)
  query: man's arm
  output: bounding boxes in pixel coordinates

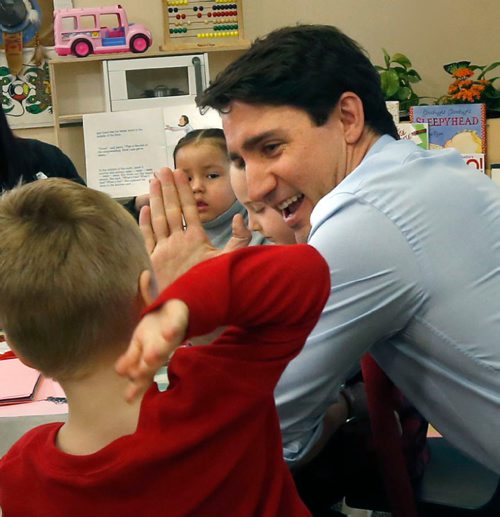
[276,200,427,464]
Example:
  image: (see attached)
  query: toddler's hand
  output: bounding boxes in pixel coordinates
[223,213,252,253]
[134,193,150,212]
[115,299,189,402]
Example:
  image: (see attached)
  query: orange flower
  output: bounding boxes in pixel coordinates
[452,67,474,78]
[457,79,473,88]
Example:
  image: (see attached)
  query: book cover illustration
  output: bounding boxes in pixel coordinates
[462,154,485,174]
[410,103,486,154]
[396,122,429,149]
[386,101,400,124]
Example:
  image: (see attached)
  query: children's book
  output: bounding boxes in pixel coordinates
[386,101,400,124]
[462,154,485,174]
[0,358,41,405]
[83,105,222,198]
[409,103,486,154]
[396,122,429,149]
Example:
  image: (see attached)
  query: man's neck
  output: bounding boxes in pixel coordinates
[56,360,143,455]
[339,128,381,185]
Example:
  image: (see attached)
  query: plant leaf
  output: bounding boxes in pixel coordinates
[477,62,500,79]
[407,69,422,82]
[380,70,400,98]
[391,53,412,69]
[484,88,500,99]
[382,48,391,68]
[443,61,471,75]
[396,86,411,101]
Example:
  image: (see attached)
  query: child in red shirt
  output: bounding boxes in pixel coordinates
[0,178,329,516]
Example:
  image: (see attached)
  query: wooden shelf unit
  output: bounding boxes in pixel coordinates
[48,46,248,178]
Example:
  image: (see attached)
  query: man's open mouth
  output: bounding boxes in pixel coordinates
[278,194,304,219]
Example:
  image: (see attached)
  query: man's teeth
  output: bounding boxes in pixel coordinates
[278,194,303,211]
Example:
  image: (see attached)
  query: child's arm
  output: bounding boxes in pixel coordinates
[117,244,330,401]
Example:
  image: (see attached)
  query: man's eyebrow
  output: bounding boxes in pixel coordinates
[242,131,276,152]
[228,130,278,162]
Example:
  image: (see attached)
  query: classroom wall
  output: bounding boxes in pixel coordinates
[71,0,499,101]
[14,0,500,166]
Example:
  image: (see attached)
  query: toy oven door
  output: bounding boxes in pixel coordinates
[103,54,208,111]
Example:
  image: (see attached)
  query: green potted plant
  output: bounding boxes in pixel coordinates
[375,49,423,114]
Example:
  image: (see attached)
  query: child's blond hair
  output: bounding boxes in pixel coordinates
[0,179,151,379]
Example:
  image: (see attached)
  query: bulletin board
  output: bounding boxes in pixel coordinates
[161,0,247,51]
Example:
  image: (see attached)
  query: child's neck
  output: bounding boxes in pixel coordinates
[56,358,143,455]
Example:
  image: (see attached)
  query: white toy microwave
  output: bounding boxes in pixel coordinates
[102,53,209,112]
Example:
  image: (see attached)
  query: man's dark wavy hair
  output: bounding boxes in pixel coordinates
[197,24,398,138]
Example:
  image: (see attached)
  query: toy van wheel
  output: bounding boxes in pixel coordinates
[130,34,149,53]
[72,39,93,58]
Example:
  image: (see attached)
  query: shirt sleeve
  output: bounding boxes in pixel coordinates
[146,244,330,360]
[276,198,427,462]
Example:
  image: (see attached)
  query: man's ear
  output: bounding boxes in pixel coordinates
[138,270,158,308]
[337,91,366,145]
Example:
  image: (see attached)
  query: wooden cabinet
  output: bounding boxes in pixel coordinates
[48,47,248,179]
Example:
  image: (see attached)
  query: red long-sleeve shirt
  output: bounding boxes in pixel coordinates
[0,245,329,516]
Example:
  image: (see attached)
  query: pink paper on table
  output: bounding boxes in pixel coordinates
[0,359,67,417]
[0,377,67,417]
[0,358,40,404]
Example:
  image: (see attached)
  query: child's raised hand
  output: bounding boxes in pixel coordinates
[223,213,253,253]
[140,167,221,290]
[115,299,189,402]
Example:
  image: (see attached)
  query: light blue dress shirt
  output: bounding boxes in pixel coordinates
[276,135,500,474]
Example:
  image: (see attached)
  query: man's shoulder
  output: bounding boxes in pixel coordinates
[19,138,60,156]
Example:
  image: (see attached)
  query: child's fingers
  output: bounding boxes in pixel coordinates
[173,169,201,229]
[139,206,155,254]
[125,381,144,403]
[157,168,185,233]
[115,337,142,376]
[223,214,252,253]
[149,175,169,239]
[117,301,189,402]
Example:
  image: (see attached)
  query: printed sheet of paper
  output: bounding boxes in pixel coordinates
[83,108,168,198]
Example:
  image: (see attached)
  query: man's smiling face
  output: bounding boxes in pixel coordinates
[222,101,346,243]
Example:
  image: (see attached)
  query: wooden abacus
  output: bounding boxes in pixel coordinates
[161,0,248,51]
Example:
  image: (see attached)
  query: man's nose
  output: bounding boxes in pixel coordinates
[246,163,275,204]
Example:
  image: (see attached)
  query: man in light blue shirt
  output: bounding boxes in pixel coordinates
[198,22,500,489]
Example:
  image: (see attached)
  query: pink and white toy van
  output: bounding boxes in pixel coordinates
[54,4,152,58]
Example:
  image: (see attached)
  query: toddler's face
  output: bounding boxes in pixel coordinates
[230,165,296,245]
[176,142,236,223]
